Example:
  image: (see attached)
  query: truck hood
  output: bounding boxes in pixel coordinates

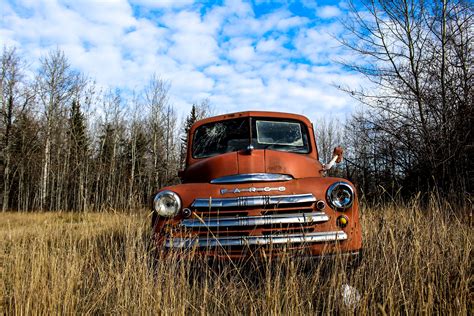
[183,149,323,183]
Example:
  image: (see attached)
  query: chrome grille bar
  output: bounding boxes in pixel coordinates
[191,193,316,208]
[181,212,329,228]
[210,173,293,184]
[165,231,347,248]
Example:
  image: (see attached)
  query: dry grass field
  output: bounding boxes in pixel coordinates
[1,199,472,314]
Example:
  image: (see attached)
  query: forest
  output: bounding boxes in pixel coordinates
[1,0,472,212]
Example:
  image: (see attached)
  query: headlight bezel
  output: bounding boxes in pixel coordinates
[153,190,182,217]
[326,182,354,210]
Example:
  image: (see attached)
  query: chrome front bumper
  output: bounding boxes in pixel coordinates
[164,231,347,248]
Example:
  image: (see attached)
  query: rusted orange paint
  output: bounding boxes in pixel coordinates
[153,111,363,259]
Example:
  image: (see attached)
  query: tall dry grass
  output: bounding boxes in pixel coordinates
[1,199,472,314]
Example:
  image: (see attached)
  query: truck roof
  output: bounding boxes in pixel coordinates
[191,111,313,132]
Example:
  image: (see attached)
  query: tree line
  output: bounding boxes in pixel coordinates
[1,0,472,211]
[322,0,473,203]
[0,48,211,211]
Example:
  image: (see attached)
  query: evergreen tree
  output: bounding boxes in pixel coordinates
[9,111,41,210]
[67,99,88,210]
[69,99,88,156]
[180,104,197,168]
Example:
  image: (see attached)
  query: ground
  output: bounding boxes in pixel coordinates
[1,200,472,314]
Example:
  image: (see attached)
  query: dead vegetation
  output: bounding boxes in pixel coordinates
[1,199,472,314]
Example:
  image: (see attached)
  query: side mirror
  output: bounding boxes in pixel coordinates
[323,147,344,171]
[333,146,344,163]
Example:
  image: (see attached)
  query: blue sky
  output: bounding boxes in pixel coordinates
[1,0,366,121]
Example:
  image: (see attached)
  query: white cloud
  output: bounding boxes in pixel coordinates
[256,38,279,53]
[204,64,234,77]
[293,22,345,64]
[63,0,135,25]
[222,9,304,37]
[255,36,290,57]
[130,0,194,9]
[168,33,218,66]
[316,5,342,19]
[121,19,169,56]
[161,10,220,66]
[276,16,309,30]
[0,0,367,123]
[224,0,254,18]
[300,0,318,10]
[229,45,256,62]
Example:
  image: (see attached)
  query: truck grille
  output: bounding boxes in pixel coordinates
[191,193,316,208]
[164,193,346,249]
[180,212,329,228]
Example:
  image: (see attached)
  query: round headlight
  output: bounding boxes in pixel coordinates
[326,182,354,210]
[153,191,181,217]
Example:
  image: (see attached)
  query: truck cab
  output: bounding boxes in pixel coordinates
[152,111,362,259]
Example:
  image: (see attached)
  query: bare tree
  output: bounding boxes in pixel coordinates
[315,117,344,164]
[339,0,473,197]
[143,75,169,191]
[36,49,84,210]
[126,93,148,208]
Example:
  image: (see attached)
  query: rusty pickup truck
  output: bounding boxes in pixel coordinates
[152,111,362,260]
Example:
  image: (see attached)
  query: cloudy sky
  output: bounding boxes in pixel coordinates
[1,0,366,121]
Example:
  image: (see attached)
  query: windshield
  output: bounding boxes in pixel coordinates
[255,120,303,145]
[193,118,249,158]
[252,119,309,153]
[192,117,310,158]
